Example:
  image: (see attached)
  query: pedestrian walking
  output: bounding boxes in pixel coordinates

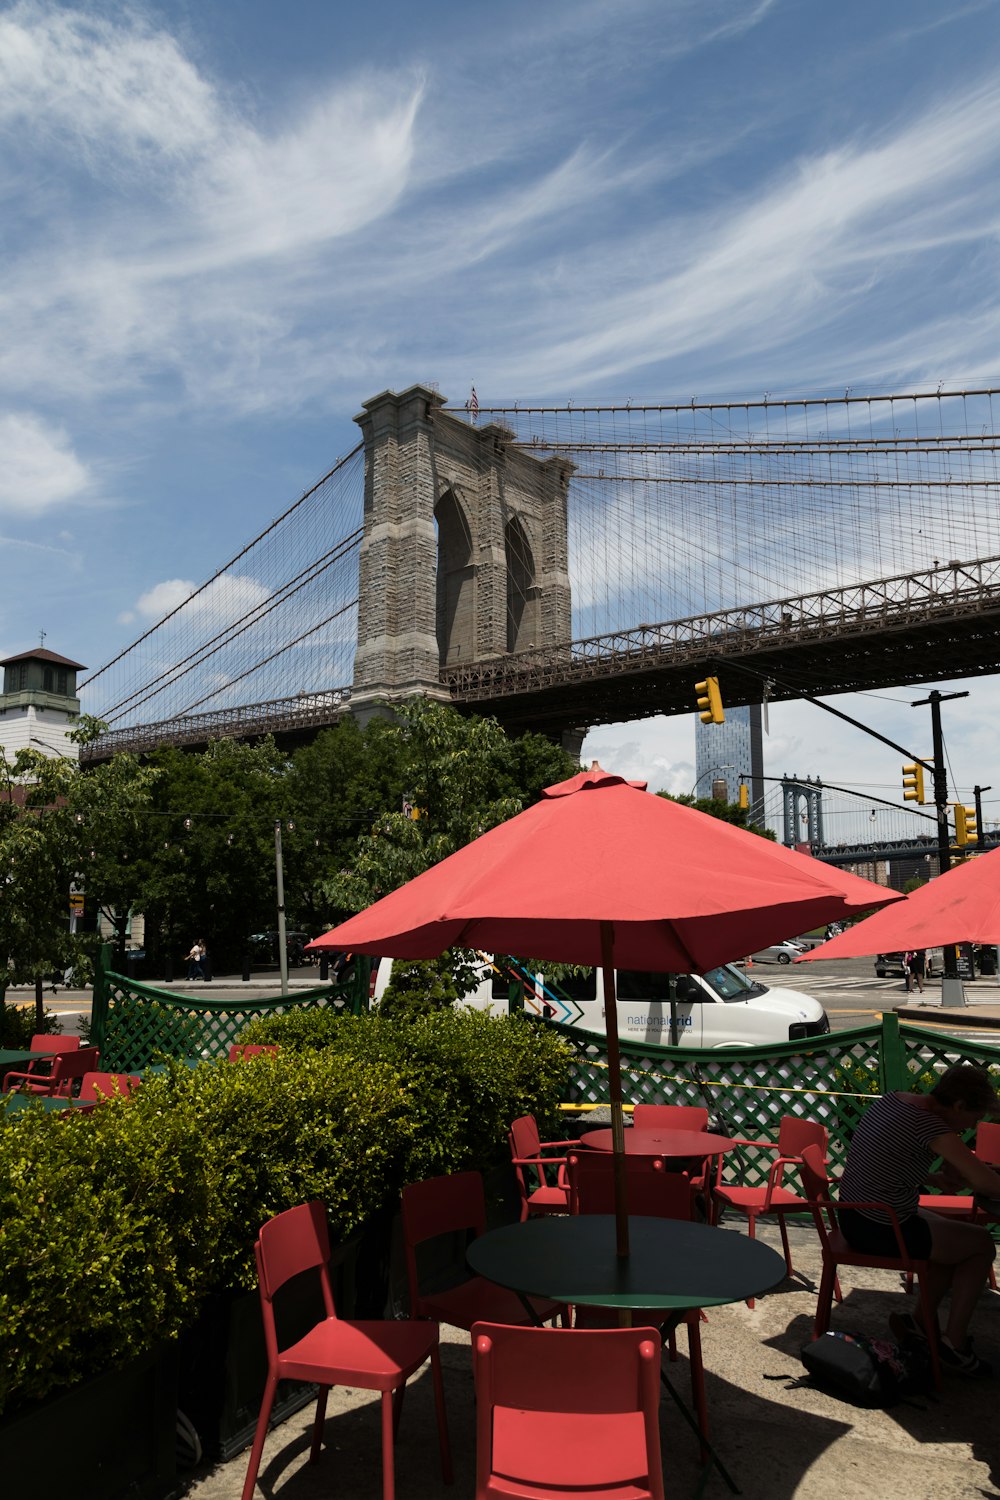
[186,939,205,981]
[903,950,915,992]
[910,948,927,994]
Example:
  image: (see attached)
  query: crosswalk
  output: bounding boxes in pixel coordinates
[753,970,902,993]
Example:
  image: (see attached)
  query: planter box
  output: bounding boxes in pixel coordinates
[0,1344,177,1500]
[178,1231,367,1462]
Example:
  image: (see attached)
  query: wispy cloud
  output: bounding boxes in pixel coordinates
[0,412,91,514]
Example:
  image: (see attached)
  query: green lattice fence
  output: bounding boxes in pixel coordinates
[556,1013,1000,1191]
[89,947,367,1073]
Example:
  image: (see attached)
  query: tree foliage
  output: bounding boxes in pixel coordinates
[656,790,776,839]
[320,700,576,915]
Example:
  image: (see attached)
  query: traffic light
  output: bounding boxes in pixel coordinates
[738,783,750,810]
[695,676,725,725]
[954,804,978,846]
[901,763,926,804]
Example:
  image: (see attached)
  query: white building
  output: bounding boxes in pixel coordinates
[0,647,85,761]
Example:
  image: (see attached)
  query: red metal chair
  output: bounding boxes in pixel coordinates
[472,1321,664,1500]
[241,1201,452,1500]
[508,1114,580,1220]
[401,1171,562,1329]
[631,1103,713,1195]
[798,1143,942,1390]
[228,1044,280,1062]
[567,1152,707,1448]
[632,1104,709,1131]
[710,1114,827,1305]
[77,1072,142,1107]
[4,1045,99,1097]
[1,1034,80,1093]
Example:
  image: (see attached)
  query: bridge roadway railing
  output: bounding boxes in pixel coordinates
[82,686,352,761]
[814,835,1000,865]
[442,552,1000,699]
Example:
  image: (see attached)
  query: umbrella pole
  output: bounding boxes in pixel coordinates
[601,921,630,1260]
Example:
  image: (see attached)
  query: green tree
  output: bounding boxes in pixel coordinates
[657,790,776,839]
[135,737,290,971]
[319,700,576,915]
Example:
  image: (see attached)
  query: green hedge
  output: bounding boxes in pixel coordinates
[238,1007,573,1176]
[0,1008,572,1417]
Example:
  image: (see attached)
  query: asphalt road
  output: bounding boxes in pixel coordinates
[744,952,1000,1039]
[9,954,1000,1043]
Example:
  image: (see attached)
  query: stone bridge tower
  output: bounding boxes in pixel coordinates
[351,384,574,727]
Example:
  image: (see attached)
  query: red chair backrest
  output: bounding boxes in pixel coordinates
[976,1121,1000,1167]
[473,1322,664,1500]
[48,1047,100,1092]
[254,1203,337,1367]
[567,1152,694,1221]
[632,1103,709,1132]
[78,1072,141,1104]
[29,1035,81,1057]
[401,1170,487,1248]
[778,1116,827,1158]
[229,1044,280,1062]
[508,1114,543,1160]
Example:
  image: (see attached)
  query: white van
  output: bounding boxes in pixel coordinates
[369,955,829,1049]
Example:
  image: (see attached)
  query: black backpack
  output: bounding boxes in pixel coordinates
[799,1330,933,1407]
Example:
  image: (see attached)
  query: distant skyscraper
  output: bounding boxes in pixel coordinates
[694,703,764,817]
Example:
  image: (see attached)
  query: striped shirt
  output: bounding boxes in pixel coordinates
[839,1092,950,1224]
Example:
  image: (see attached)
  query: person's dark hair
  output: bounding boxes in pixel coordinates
[930,1063,998,1113]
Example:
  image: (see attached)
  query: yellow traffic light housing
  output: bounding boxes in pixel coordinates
[738,783,749,810]
[902,763,926,804]
[695,676,725,725]
[954,804,978,846]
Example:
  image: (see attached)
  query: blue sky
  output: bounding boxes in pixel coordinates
[3,0,1000,827]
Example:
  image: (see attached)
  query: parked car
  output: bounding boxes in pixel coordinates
[753,941,805,965]
[874,950,937,979]
[246,930,315,966]
[370,954,830,1048]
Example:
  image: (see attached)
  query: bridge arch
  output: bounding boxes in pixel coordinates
[435,486,475,666]
[505,513,538,653]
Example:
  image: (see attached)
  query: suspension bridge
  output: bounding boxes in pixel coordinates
[80,384,1000,835]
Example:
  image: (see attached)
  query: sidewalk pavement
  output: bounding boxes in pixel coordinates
[895,971,1000,1029]
[178,1220,1000,1500]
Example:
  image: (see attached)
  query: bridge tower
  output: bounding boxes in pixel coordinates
[782,774,824,848]
[350,384,574,723]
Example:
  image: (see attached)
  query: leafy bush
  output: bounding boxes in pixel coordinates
[0,1002,61,1049]
[0,1007,572,1417]
[239,1006,574,1179]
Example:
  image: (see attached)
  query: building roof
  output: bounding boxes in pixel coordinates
[1,648,87,670]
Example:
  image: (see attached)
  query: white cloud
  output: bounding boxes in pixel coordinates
[0,411,90,514]
[133,578,196,620]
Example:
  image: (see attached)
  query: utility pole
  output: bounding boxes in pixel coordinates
[974,783,991,840]
[912,689,968,1006]
[274,818,289,997]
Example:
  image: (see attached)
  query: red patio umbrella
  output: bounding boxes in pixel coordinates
[798,844,1000,960]
[311,764,900,1254]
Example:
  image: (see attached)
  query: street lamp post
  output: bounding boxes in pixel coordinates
[690,765,733,800]
[274,819,292,997]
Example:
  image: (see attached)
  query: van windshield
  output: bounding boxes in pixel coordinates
[700,964,761,1001]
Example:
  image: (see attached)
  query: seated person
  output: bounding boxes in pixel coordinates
[839,1063,1000,1377]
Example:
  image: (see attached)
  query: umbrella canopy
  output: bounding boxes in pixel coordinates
[311,764,900,1256]
[798,844,1000,960]
[311,765,900,972]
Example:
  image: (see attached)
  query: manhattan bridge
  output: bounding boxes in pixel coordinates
[78,383,1000,858]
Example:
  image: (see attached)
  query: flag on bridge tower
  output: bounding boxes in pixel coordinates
[467,386,479,422]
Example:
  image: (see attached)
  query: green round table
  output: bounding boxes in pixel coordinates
[466,1213,785,1312]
